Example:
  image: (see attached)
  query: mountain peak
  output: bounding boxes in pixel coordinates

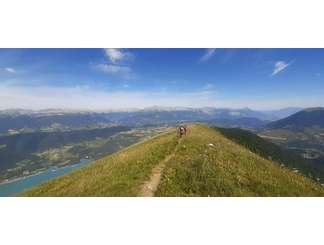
[303,107,324,112]
[267,107,324,129]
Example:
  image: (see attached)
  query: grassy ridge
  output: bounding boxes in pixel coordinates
[156,125,324,196]
[21,130,178,196]
[22,124,324,197]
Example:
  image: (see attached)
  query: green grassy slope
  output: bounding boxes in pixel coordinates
[22,125,324,196]
[156,125,324,196]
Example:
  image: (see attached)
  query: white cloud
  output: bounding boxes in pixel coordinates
[271,61,291,76]
[104,48,133,64]
[3,67,16,73]
[95,64,131,75]
[199,49,216,62]
[95,49,134,76]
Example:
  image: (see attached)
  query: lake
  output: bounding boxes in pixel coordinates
[0,159,92,197]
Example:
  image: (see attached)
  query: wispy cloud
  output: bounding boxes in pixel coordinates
[0,83,219,110]
[95,49,134,76]
[202,83,216,90]
[1,82,323,110]
[95,64,131,75]
[199,49,216,62]
[1,67,16,73]
[122,83,130,88]
[271,61,292,76]
[104,48,134,64]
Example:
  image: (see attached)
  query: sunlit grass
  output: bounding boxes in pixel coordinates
[22,124,324,197]
[156,125,324,196]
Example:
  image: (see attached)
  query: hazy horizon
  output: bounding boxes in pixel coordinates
[0,105,309,112]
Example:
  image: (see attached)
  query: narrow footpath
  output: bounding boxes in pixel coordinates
[138,137,182,197]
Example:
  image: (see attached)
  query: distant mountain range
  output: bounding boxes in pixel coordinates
[266,107,324,129]
[0,107,303,134]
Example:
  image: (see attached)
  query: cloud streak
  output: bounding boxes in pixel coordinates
[0,67,16,73]
[5,67,16,73]
[0,84,219,110]
[271,61,291,76]
[199,48,216,62]
[94,64,131,75]
[1,82,322,110]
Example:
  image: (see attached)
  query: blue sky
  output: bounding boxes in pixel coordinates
[0,48,323,110]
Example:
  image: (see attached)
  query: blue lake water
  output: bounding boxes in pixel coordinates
[0,159,92,197]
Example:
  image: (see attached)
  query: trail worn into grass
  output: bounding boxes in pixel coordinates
[139,138,181,197]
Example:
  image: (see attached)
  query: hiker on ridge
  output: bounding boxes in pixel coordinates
[178,125,187,138]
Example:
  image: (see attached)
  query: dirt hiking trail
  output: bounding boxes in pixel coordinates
[138,138,182,197]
